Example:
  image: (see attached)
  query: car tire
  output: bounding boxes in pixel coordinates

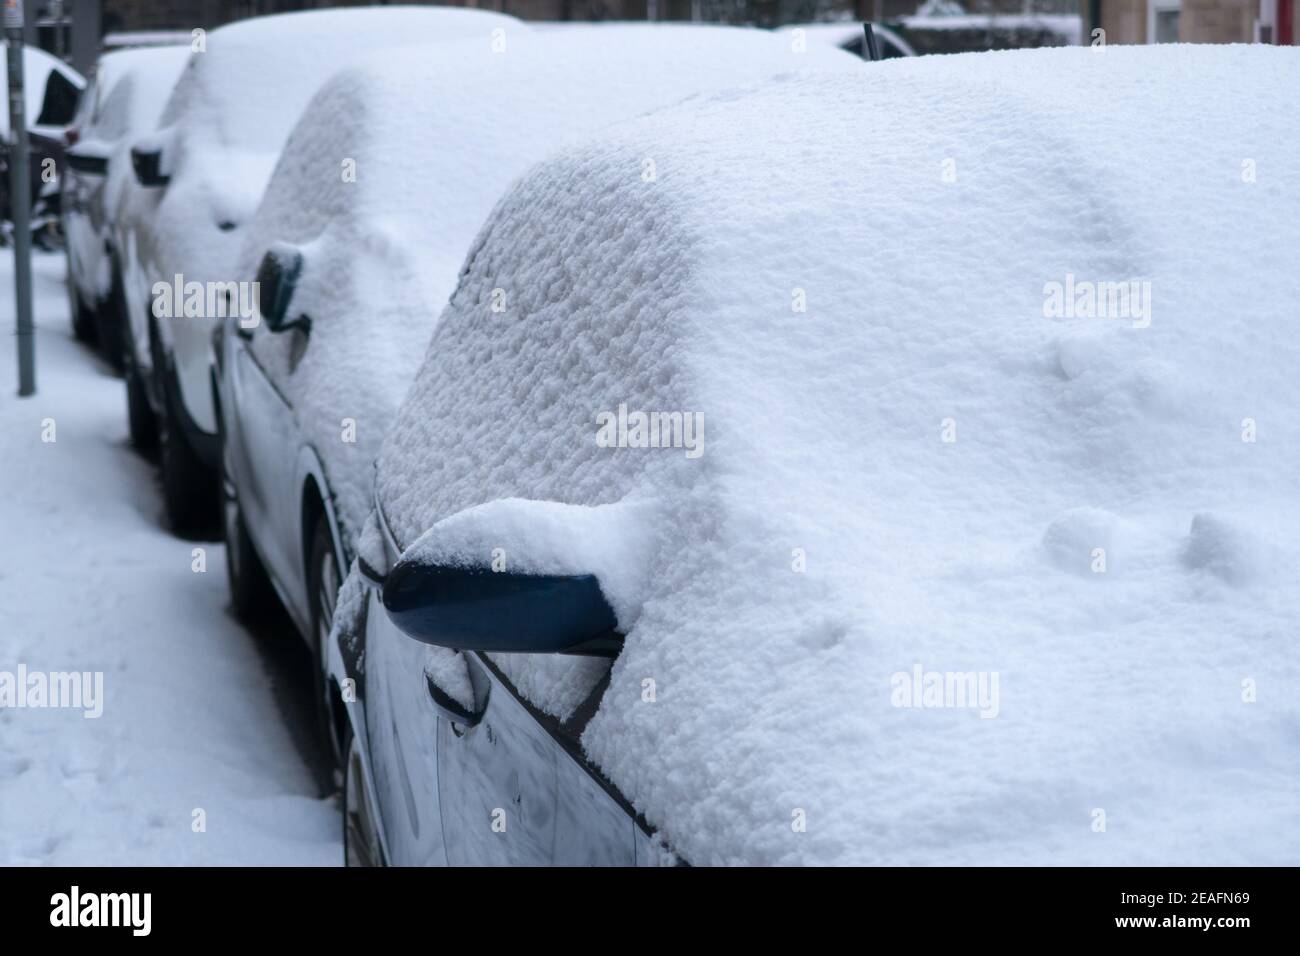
[309,518,345,770]
[221,429,274,621]
[159,389,218,537]
[124,352,159,453]
[343,727,385,867]
[68,275,96,344]
[96,269,127,374]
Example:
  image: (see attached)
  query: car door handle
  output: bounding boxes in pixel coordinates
[426,671,488,730]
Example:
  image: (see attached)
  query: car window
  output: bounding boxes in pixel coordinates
[36,67,81,128]
[90,74,136,141]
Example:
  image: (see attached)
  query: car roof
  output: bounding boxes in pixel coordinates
[234,24,864,548]
[242,24,861,305]
[87,45,191,137]
[157,6,523,152]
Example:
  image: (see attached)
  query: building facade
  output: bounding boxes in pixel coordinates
[1097,0,1295,43]
[33,0,1300,45]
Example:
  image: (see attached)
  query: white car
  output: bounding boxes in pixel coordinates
[214,25,861,769]
[62,45,189,372]
[0,42,84,144]
[116,6,522,534]
[0,44,83,248]
[335,45,1300,865]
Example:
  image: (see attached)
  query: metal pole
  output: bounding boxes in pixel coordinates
[5,0,34,396]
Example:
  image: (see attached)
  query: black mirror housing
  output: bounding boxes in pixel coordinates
[255,244,306,333]
[66,149,108,176]
[130,146,169,187]
[382,562,620,656]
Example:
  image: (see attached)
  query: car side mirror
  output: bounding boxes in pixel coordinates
[66,146,108,176]
[255,244,308,334]
[130,145,169,187]
[382,562,620,656]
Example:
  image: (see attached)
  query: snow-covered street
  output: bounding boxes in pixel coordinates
[0,252,338,865]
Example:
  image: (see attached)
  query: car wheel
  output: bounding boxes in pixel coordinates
[68,275,96,344]
[309,518,345,769]
[96,269,127,373]
[221,429,274,620]
[124,351,158,453]
[343,727,385,867]
[159,389,218,537]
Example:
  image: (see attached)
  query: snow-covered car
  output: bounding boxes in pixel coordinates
[62,45,189,367]
[0,44,84,144]
[116,6,521,534]
[0,44,84,246]
[214,25,861,769]
[331,44,1300,865]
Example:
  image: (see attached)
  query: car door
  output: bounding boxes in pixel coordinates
[363,504,637,866]
[435,654,560,866]
[551,716,637,866]
[364,599,557,866]
[118,175,165,383]
[226,325,305,617]
[62,78,100,294]
[361,588,440,865]
[434,655,638,866]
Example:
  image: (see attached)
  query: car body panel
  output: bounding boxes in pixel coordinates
[62,76,107,306]
[0,43,84,142]
[331,501,647,866]
[356,590,641,866]
[434,652,559,866]
[215,317,347,641]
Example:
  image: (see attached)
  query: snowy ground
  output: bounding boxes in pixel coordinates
[0,252,339,865]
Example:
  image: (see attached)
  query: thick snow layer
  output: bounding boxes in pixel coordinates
[155,6,520,154]
[88,46,187,135]
[404,498,658,628]
[88,47,191,277]
[375,45,1300,865]
[116,5,521,434]
[0,254,338,864]
[143,5,520,231]
[240,25,861,552]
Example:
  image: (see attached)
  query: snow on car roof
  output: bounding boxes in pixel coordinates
[91,47,192,236]
[374,44,1300,864]
[239,24,862,552]
[245,22,858,298]
[157,5,521,153]
[87,46,190,142]
[121,6,527,408]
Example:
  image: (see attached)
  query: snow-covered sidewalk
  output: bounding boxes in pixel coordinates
[0,252,338,865]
